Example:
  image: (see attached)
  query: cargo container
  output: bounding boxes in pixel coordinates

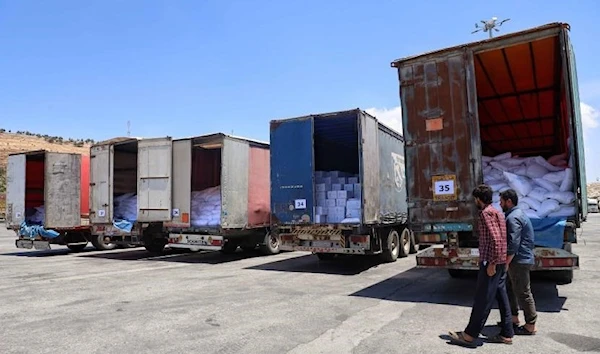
[5,150,111,251]
[392,22,584,283]
[270,109,413,261]
[165,133,277,255]
[89,136,173,253]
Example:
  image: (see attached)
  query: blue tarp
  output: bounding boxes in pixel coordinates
[19,221,60,239]
[113,219,134,233]
[531,217,567,249]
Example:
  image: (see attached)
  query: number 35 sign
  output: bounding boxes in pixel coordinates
[431,174,457,201]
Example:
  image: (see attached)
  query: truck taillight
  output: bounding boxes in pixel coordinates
[211,238,222,246]
[540,258,575,268]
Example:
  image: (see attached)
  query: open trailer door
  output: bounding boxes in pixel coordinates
[398,48,481,229]
[359,111,381,223]
[44,153,82,228]
[137,137,173,222]
[6,154,26,228]
[90,144,112,224]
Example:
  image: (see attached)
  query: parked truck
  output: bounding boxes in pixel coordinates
[165,133,278,255]
[89,136,174,253]
[271,109,415,261]
[6,150,114,251]
[392,22,584,283]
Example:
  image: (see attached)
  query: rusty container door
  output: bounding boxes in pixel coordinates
[397,49,481,227]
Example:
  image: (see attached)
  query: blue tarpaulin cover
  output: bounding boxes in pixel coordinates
[531,217,567,249]
[19,221,60,239]
[113,219,134,233]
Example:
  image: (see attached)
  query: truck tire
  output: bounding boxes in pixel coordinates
[316,253,336,261]
[144,239,166,255]
[91,235,117,251]
[409,230,417,254]
[221,241,239,254]
[380,229,400,263]
[400,228,411,258]
[67,243,87,252]
[554,270,574,285]
[259,231,280,255]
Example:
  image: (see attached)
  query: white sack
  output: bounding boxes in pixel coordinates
[538,199,560,218]
[503,171,533,196]
[542,170,566,185]
[114,193,138,221]
[546,191,576,205]
[493,152,512,161]
[533,178,559,192]
[512,166,528,176]
[483,165,493,175]
[492,193,500,203]
[490,161,510,171]
[560,168,574,192]
[492,202,502,212]
[525,209,541,219]
[528,187,549,203]
[518,202,531,210]
[526,162,549,179]
[482,156,493,163]
[490,182,509,192]
[503,158,526,167]
[532,156,563,172]
[520,197,541,211]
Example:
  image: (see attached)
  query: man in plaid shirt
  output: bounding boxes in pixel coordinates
[449,184,514,347]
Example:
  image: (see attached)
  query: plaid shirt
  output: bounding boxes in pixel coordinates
[477,204,507,265]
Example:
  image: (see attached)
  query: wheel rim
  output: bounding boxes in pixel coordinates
[390,231,399,255]
[268,233,278,248]
[102,236,115,248]
[401,229,411,253]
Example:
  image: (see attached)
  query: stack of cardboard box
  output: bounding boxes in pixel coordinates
[314,171,362,224]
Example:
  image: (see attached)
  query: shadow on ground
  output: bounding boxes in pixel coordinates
[244,253,385,276]
[78,247,266,265]
[350,267,568,313]
[1,247,97,257]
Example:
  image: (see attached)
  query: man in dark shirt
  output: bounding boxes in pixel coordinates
[449,184,514,347]
[500,189,538,335]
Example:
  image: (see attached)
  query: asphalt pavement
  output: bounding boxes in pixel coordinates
[1,216,600,354]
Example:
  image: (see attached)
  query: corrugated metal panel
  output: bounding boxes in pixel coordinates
[170,139,192,226]
[6,154,26,227]
[270,117,314,225]
[359,111,380,223]
[221,137,250,228]
[378,126,408,218]
[44,153,81,228]
[90,145,112,223]
[247,145,270,227]
[137,137,172,222]
[399,49,478,226]
[80,154,90,218]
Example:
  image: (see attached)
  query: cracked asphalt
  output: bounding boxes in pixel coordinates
[1,216,599,354]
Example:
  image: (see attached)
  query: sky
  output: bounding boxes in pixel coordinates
[1,0,600,179]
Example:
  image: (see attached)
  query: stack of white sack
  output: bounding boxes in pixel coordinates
[114,193,138,222]
[483,152,575,219]
[191,186,222,227]
[26,206,45,224]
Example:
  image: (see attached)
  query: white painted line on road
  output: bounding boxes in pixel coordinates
[287,300,415,354]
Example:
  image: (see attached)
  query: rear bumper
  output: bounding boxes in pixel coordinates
[92,224,141,237]
[15,239,51,250]
[415,246,579,271]
[278,231,372,255]
[167,233,224,251]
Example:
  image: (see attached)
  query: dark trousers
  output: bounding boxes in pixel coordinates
[507,263,538,324]
[465,262,514,338]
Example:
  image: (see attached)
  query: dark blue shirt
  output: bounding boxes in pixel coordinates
[505,206,535,265]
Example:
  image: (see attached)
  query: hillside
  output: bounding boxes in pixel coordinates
[0,132,92,206]
[588,183,600,200]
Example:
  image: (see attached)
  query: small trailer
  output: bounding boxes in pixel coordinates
[5,150,110,251]
[165,133,277,255]
[89,136,174,253]
[270,109,414,261]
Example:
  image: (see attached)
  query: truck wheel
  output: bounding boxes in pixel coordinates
[316,253,336,261]
[400,228,411,258]
[259,231,280,255]
[380,229,400,263]
[67,243,87,252]
[144,239,166,255]
[91,235,117,251]
[554,270,574,285]
[409,230,417,254]
[221,241,239,254]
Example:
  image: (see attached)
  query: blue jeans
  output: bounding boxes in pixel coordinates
[464,262,514,338]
